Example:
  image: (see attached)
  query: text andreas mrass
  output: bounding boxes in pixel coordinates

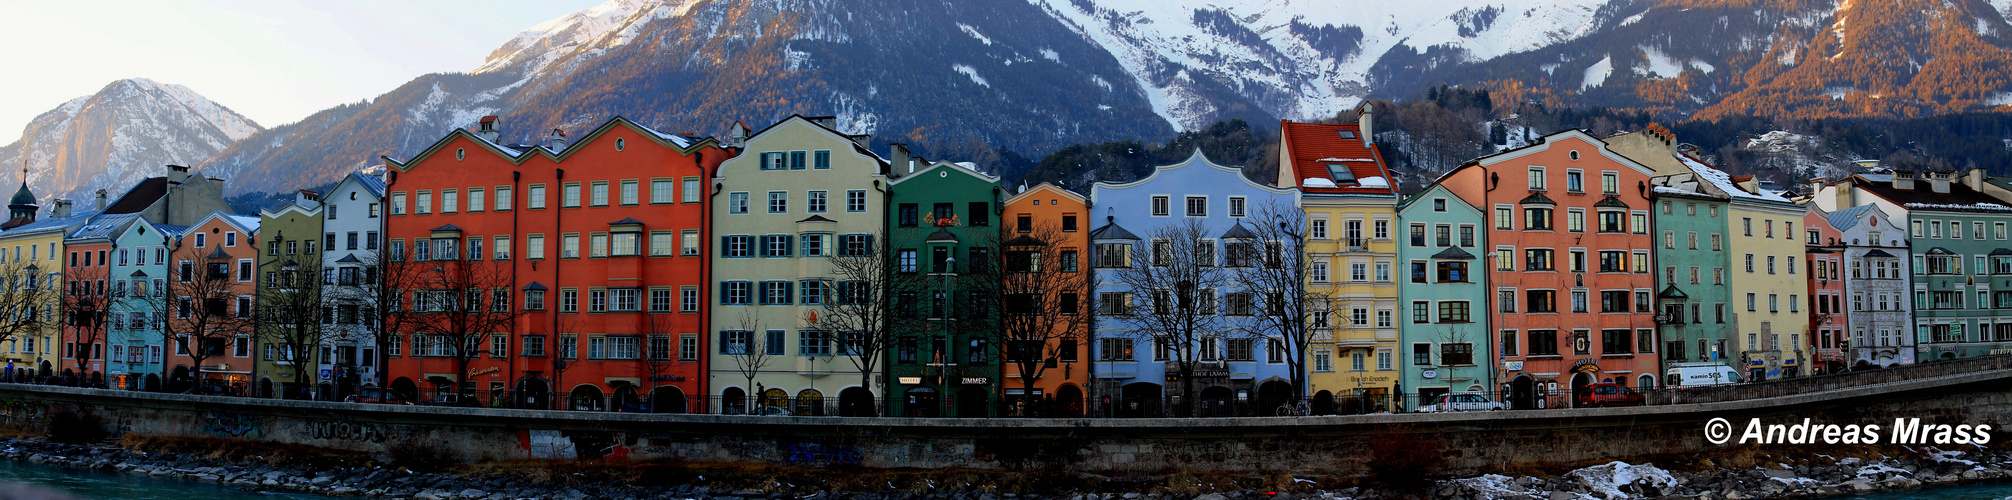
[1707,417,1994,445]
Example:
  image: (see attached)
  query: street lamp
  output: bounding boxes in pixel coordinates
[939,255,956,417]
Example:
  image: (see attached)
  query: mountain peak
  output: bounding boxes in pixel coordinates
[0,78,261,206]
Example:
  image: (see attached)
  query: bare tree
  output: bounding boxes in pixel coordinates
[632,312,682,411]
[0,262,61,379]
[992,224,1092,414]
[253,256,326,399]
[1231,200,1331,403]
[61,263,110,382]
[361,250,422,394]
[382,253,518,404]
[805,232,917,415]
[724,310,774,414]
[162,248,256,391]
[1108,218,1235,417]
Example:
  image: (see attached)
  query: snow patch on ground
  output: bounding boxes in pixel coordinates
[1690,58,1715,73]
[952,64,991,88]
[957,23,994,46]
[1986,92,2012,106]
[1618,12,1646,27]
[1635,45,1686,78]
[1582,55,1613,90]
[1565,462,1679,500]
[1827,86,1854,100]
[1041,48,1061,62]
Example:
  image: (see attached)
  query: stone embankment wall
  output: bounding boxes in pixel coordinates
[1,367,2008,478]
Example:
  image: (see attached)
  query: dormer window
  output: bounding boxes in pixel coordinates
[1326,164,1356,183]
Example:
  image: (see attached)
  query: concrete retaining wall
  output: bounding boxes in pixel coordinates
[1647,355,2012,405]
[3,368,2011,478]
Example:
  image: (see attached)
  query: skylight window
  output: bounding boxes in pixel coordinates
[1326,164,1357,183]
[1338,130,1358,140]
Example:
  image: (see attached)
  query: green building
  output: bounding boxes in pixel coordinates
[1395,184,1491,407]
[884,157,1002,417]
[1645,177,1736,377]
[254,192,325,398]
[1819,170,2012,361]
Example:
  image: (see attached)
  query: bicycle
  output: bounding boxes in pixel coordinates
[1275,399,1311,417]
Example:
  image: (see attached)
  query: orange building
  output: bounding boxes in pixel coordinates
[381,116,728,411]
[1432,130,1660,408]
[997,183,1092,415]
[162,211,262,393]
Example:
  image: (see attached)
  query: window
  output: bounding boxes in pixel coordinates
[1185,196,1207,217]
[1599,251,1625,272]
[1526,290,1556,313]
[723,235,754,258]
[682,287,699,312]
[727,192,749,214]
[1525,207,1552,230]
[1228,197,1245,217]
[1441,343,1474,365]
[683,178,702,203]
[968,202,989,226]
[1632,213,1647,234]
[1566,170,1583,192]
[1601,172,1619,194]
[415,191,432,214]
[808,191,827,212]
[440,189,458,213]
[528,185,547,209]
[898,204,919,227]
[391,192,407,214]
[1601,329,1633,354]
[650,232,676,256]
[1438,301,1470,322]
[767,191,787,213]
[1525,248,1554,271]
[1410,224,1426,246]
[721,281,752,305]
[1501,330,1519,356]
[1599,211,1623,232]
[652,179,676,204]
[1151,196,1170,216]
[1495,206,1513,229]
[589,182,608,206]
[1567,210,1585,232]
[846,190,867,212]
[1099,338,1134,361]
[683,230,701,256]
[1460,226,1475,247]
[1436,261,1467,282]
[619,180,638,205]
[1528,167,1546,190]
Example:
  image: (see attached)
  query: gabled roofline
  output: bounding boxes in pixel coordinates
[1093,149,1298,196]
[189,210,258,235]
[1396,183,1483,217]
[62,213,141,244]
[383,115,725,173]
[331,172,387,199]
[1472,129,1657,177]
[259,201,323,219]
[889,160,1001,186]
[1005,182,1088,206]
[720,115,891,175]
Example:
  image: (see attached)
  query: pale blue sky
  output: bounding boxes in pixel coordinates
[0,0,605,137]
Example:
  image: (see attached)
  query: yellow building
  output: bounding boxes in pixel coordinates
[1278,114,1403,411]
[0,187,89,377]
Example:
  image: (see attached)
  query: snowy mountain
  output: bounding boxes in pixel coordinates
[182,0,2012,196]
[0,79,260,207]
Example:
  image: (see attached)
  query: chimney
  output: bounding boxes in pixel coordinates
[94,189,107,211]
[166,164,190,185]
[1807,177,1827,201]
[51,199,71,218]
[296,189,321,207]
[477,116,501,143]
[1357,103,1375,146]
[1892,170,1915,191]
[546,128,567,151]
[1966,168,1988,191]
[891,144,912,174]
[1929,171,1951,194]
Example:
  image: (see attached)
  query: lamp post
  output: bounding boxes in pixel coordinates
[939,255,956,417]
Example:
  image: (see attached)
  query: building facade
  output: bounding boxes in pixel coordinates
[105,217,175,390]
[1823,204,1915,368]
[1089,151,1299,416]
[998,183,1091,415]
[708,116,885,416]
[884,159,1003,417]
[319,173,389,393]
[1818,171,2012,362]
[1434,129,1660,409]
[1395,184,1490,408]
[1804,207,1848,374]
[164,212,261,393]
[254,192,324,398]
[1276,116,1402,408]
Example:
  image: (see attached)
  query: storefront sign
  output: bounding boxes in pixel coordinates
[1504,361,1524,371]
[467,366,501,377]
[1421,369,1438,379]
[960,377,988,385]
[898,377,923,385]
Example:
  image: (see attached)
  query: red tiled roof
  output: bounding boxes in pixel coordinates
[1279,120,1395,196]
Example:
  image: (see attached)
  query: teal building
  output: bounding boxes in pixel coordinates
[1646,176,1737,377]
[1395,184,1491,407]
[884,157,1003,417]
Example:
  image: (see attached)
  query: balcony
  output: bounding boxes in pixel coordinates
[1340,238,1369,253]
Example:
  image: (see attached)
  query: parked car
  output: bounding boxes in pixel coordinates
[1417,392,1505,412]
[1665,363,1744,387]
[345,387,412,405]
[422,394,473,407]
[1575,383,1646,407]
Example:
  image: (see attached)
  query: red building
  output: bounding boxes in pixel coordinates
[59,236,112,381]
[381,116,728,411]
[1804,207,1848,374]
[1431,129,1661,409]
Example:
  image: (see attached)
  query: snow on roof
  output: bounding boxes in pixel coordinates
[1302,178,1338,189]
[1317,158,1376,162]
[1358,176,1389,187]
[629,121,696,148]
[1681,155,1792,203]
[1904,202,2012,211]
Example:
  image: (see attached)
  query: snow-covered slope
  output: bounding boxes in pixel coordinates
[1029,0,1611,130]
[0,79,261,206]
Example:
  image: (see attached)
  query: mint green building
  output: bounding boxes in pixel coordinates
[1395,184,1491,407]
[1646,176,1736,379]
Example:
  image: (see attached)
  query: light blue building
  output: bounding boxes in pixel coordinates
[1395,184,1491,408]
[102,215,179,390]
[1087,151,1298,417]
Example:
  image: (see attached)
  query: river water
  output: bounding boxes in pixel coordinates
[0,459,326,500]
[1836,481,2012,500]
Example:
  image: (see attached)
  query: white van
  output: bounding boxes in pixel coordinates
[1665,363,1744,387]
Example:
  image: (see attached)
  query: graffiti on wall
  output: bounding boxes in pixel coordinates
[297,420,387,443]
[201,412,261,438]
[784,442,862,466]
[0,399,44,427]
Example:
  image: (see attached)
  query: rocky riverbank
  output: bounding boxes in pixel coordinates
[0,435,2007,499]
